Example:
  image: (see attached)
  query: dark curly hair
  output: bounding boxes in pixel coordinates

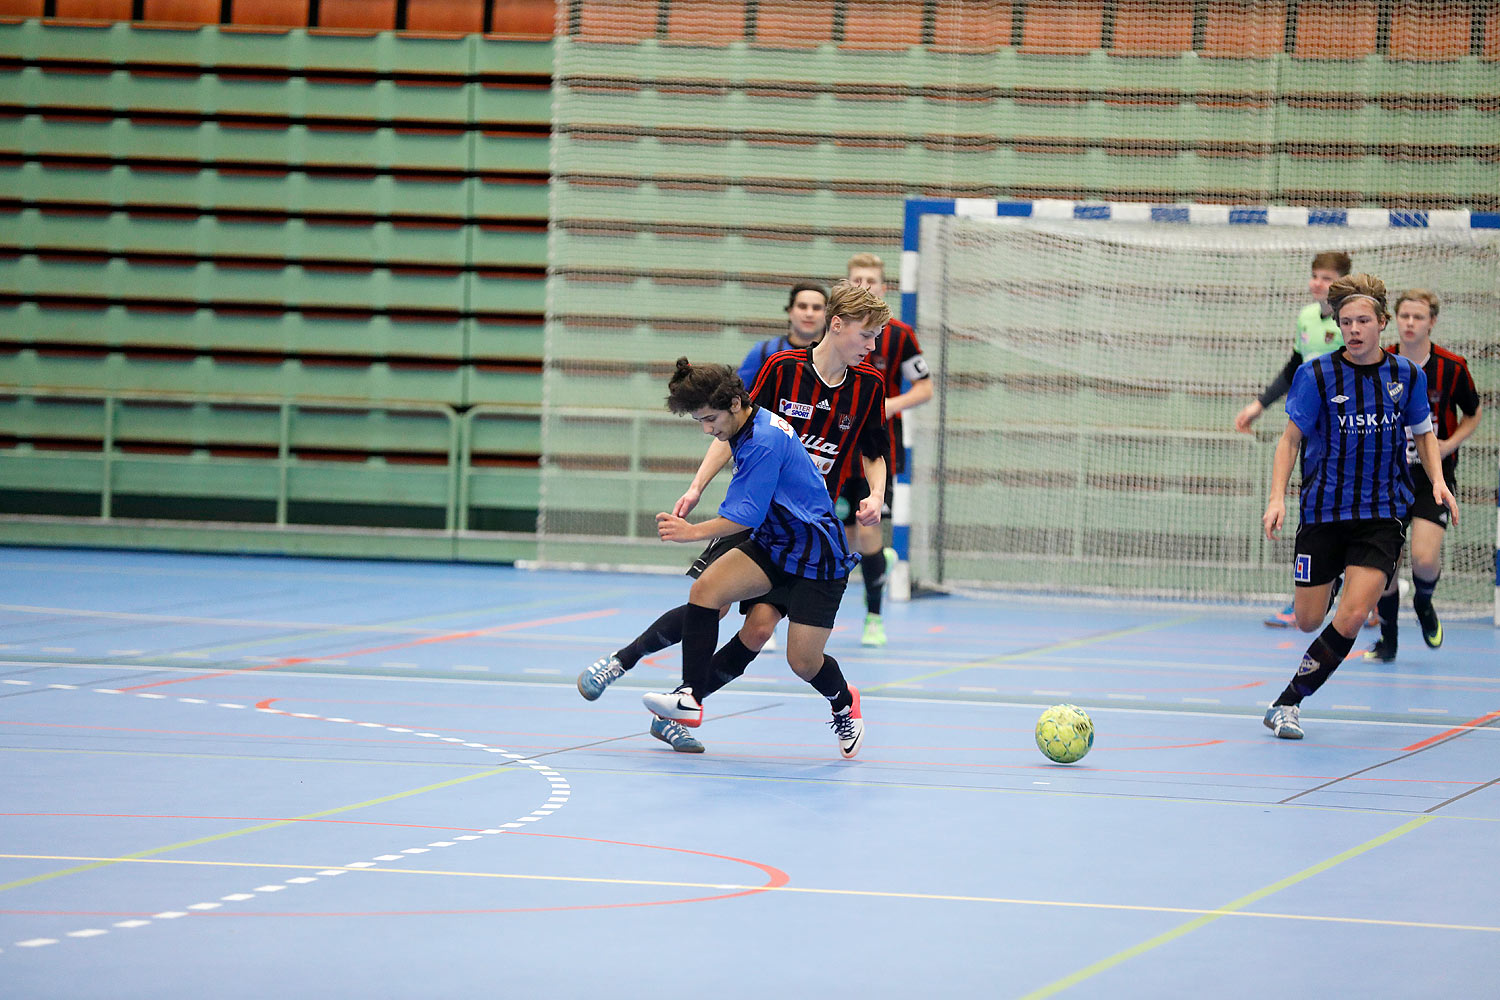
[666,357,751,415]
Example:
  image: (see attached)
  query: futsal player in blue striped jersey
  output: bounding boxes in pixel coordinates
[643,357,867,758]
[1261,274,1458,739]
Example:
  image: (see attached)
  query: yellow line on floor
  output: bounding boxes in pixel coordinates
[5,829,1495,936]
[1017,815,1440,999]
[0,766,518,894]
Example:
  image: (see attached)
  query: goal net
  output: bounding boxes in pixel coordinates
[908,205,1499,614]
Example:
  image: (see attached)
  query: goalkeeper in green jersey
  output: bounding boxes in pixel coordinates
[1233,250,1358,628]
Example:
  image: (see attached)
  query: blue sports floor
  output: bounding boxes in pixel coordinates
[2,546,1497,999]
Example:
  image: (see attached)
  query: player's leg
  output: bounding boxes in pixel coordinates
[1364,543,1404,663]
[642,548,770,726]
[692,600,784,701]
[783,574,862,758]
[579,533,744,700]
[1408,517,1446,648]
[1267,520,1401,740]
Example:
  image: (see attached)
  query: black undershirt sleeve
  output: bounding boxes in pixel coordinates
[1257,350,1302,408]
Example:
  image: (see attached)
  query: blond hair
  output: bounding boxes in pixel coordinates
[1328,273,1389,322]
[826,279,891,331]
[1395,288,1440,320]
[846,252,885,278]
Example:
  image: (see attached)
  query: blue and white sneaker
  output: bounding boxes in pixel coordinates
[1262,703,1303,740]
[650,717,704,753]
[643,687,703,727]
[577,654,625,701]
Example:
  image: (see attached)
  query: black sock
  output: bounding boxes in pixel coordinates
[1412,572,1439,612]
[697,635,760,700]
[1273,624,1356,706]
[615,604,688,670]
[861,548,887,617]
[1377,591,1399,646]
[679,603,720,698]
[808,654,852,713]
[1374,590,1398,644]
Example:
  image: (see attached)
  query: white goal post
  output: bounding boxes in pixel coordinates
[901,199,1500,621]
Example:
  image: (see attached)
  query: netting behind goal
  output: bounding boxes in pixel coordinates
[909,208,1499,612]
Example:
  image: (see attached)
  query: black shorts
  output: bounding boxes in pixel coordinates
[687,530,753,578]
[735,539,848,629]
[836,471,893,527]
[1293,518,1405,588]
[1406,465,1452,529]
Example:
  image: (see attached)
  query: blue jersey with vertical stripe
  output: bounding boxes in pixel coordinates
[1285,350,1433,524]
[720,406,857,580]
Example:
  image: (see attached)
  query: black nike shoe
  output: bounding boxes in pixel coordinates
[1414,601,1443,649]
[1363,638,1396,663]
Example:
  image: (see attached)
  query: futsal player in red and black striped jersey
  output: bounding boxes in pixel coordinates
[576,283,891,754]
[845,252,933,646]
[670,281,890,704]
[1363,289,1483,662]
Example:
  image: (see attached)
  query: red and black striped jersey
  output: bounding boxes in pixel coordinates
[863,318,930,475]
[747,346,888,498]
[1387,342,1481,479]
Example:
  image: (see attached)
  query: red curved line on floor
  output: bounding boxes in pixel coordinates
[254,698,279,709]
[2,830,789,918]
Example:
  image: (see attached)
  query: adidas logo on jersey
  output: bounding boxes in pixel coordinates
[815,398,832,410]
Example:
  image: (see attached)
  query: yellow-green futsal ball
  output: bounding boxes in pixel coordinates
[1035,704,1094,763]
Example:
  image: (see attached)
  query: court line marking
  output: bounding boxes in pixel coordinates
[25,584,637,673]
[1017,815,1440,999]
[1404,709,1500,752]
[4,835,1495,935]
[116,608,619,691]
[1281,709,1500,806]
[0,690,578,952]
[863,615,1203,691]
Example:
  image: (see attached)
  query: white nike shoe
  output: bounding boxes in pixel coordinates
[642,687,704,727]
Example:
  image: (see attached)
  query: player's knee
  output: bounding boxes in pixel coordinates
[1294,610,1324,633]
[785,651,819,680]
[739,619,775,650]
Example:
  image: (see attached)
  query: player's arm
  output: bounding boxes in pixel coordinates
[1411,429,1459,525]
[674,439,732,517]
[1262,420,1302,540]
[884,377,932,420]
[661,441,775,543]
[1236,350,1301,433]
[855,454,887,527]
[656,511,750,544]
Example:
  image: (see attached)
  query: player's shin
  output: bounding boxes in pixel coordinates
[696,635,759,700]
[616,604,688,670]
[1274,623,1357,706]
[807,654,853,713]
[679,603,720,697]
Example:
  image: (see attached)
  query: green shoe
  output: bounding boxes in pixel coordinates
[861,613,886,647]
[1414,601,1443,648]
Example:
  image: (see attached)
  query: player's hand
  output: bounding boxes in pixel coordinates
[1435,482,1459,526]
[1262,498,1285,540]
[855,496,883,527]
[673,488,701,518]
[656,512,694,543]
[1234,401,1263,434]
